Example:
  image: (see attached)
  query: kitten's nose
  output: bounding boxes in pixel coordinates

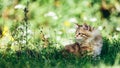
[75,35,78,38]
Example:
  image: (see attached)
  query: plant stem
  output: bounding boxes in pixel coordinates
[24,1,29,46]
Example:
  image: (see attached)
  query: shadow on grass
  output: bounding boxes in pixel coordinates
[101,37,120,65]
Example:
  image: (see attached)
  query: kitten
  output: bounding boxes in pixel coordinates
[64,23,103,57]
[64,42,93,57]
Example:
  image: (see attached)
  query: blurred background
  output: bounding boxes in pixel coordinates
[0,0,120,54]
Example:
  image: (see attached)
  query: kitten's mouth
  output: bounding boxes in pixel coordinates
[76,38,82,40]
[75,37,83,40]
[75,38,84,43]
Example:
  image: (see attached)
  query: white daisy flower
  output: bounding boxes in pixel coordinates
[68,28,76,33]
[56,36,61,41]
[57,31,62,35]
[115,3,120,12]
[98,26,103,30]
[44,34,50,38]
[44,11,58,20]
[15,4,25,9]
[27,29,33,35]
[83,16,88,21]
[68,18,78,23]
[116,27,120,31]
[52,16,58,20]
[89,17,97,22]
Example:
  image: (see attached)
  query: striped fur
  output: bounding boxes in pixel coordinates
[64,23,103,57]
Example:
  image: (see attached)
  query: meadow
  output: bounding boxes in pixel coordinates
[0,0,120,68]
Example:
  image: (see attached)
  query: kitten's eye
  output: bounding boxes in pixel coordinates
[78,33,81,35]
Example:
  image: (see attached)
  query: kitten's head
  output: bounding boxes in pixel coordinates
[75,23,94,43]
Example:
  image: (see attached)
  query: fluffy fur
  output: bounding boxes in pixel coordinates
[64,23,103,57]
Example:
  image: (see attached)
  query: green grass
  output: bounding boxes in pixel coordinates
[0,38,120,68]
[0,0,120,68]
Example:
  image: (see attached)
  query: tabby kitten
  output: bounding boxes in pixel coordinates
[64,23,103,57]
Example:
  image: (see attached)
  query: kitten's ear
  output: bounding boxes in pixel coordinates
[75,23,82,28]
[83,23,88,30]
[88,26,92,31]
